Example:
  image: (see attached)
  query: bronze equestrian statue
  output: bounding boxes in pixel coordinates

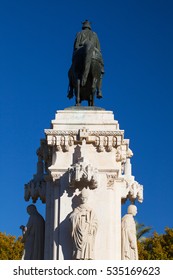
[67,20,104,106]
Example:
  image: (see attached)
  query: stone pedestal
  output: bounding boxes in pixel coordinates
[25,106,143,260]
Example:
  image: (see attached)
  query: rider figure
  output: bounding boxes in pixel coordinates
[67,20,104,99]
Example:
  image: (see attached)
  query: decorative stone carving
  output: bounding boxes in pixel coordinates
[79,127,89,140]
[121,205,138,260]
[68,158,98,189]
[39,139,52,174]
[24,181,46,203]
[44,128,125,153]
[128,182,143,203]
[69,188,98,260]
[20,204,45,260]
[116,145,127,162]
[94,133,121,152]
[68,139,98,189]
[106,173,119,189]
[44,129,78,136]
[24,139,51,203]
[121,180,143,204]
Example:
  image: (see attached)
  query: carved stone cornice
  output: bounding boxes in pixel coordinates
[44,129,124,137]
[89,130,124,137]
[44,129,78,135]
[45,127,126,153]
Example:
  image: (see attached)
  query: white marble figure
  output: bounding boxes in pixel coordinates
[121,205,138,260]
[69,188,98,260]
[20,204,45,260]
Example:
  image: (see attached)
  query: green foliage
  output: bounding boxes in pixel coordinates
[136,221,152,241]
[1,227,173,260]
[138,227,173,260]
[0,232,24,260]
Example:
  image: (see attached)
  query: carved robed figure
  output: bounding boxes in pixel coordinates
[20,204,45,260]
[69,188,98,260]
[121,205,138,260]
[67,20,104,106]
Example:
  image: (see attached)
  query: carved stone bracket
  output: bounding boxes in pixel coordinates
[24,179,46,203]
[24,139,53,204]
[45,134,75,152]
[95,135,118,152]
[128,182,143,203]
[121,180,143,204]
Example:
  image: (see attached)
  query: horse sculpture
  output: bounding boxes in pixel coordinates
[68,41,103,106]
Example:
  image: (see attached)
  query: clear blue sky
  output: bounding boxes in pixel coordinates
[0,0,173,238]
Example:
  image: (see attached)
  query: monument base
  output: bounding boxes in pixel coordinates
[25,107,143,260]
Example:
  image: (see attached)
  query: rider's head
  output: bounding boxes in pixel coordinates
[82,20,91,30]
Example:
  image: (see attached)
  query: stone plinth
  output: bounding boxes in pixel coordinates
[25,106,143,260]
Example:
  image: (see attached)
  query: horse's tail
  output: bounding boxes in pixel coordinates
[81,42,94,86]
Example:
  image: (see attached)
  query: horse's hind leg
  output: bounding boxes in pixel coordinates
[88,93,94,106]
[91,93,94,106]
[76,79,81,106]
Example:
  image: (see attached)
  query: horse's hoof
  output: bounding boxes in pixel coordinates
[97,93,103,99]
[67,95,73,99]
